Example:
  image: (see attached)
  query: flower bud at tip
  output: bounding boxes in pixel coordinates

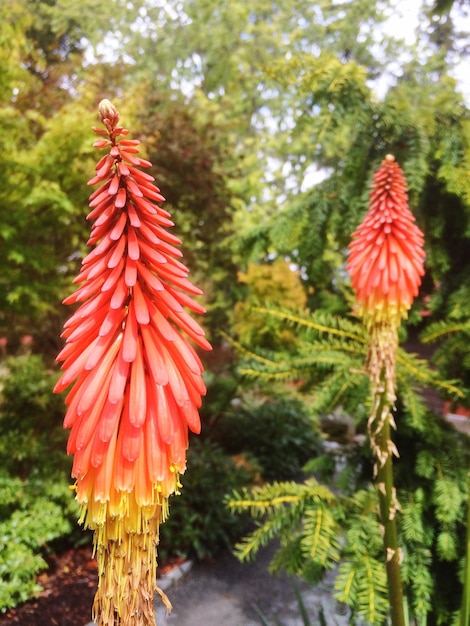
[98,99,119,127]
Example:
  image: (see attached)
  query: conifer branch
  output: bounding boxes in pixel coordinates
[252,306,366,343]
[420,320,470,344]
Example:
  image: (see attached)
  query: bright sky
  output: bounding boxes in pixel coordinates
[301,0,469,191]
[387,0,422,44]
[386,0,470,101]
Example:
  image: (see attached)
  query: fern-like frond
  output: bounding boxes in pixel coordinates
[246,352,351,375]
[267,536,307,578]
[415,450,437,480]
[342,488,384,555]
[397,348,464,398]
[432,477,464,524]
[301,505,341,568]
[238,366,305,383]
[219,330,277,367]
[272,352,354,372]
[228,479,338,565]
[296,336,367,359]
[238,345,363,390]
[396,348,435,383]
[400,496,427,545]
[307,367,368,416]
[232,510,298,562]
[401,542,433,620]
[420,319,470,344]
[253,306,366,343]
[228,479,336,515]
[334,555,389,625]
[228,489,306,515]
[396,382,428,431]
[436,528,458,561]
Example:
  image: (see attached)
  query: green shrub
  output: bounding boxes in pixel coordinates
[0,354,69,478]
[229,408,469,625]
[159,438,253,561]
[0,473,76,610]
[215,396,321,481]
[0,355,79,611]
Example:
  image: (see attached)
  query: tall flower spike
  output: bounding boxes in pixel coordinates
[54,100,211,626]
[347,154,425,329]
[347,156,425,626]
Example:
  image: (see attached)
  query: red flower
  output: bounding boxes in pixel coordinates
[54,100,211,625]
[347,155,425,327]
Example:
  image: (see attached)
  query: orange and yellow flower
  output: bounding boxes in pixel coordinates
[348,157,421,619]
[347,155,425,328]
[54,100,211,626]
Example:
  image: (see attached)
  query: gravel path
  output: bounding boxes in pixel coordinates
[154,546,351,626]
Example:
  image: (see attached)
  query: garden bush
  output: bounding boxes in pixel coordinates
[159,438,254,561]
[0,355,80,611]
[0,354,69,477]
[0,472,76,610]
[215,395,322,481]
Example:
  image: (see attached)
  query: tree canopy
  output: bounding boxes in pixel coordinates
[0,0,469,348]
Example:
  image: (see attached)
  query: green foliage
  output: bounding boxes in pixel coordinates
[0,355,69,477]
[159,439,253,561]
[228,308,468,624]
[419,313,470,625]
[230,416,468,625]
[0,355,79,611]
[1,0,469,344]
[421,317,470,396]
[0,96,98,343]
[232,307,462,422]
[215,395,321,481]
[334,489,390,624]
[229,478,340,580]
[240,28,470,318]
[0,6,35,104]
[0,3,469,621]
[394,408,469,623]
[335,554,389,625]
[233,260,308,351]
[0,2,139,342]
[0,473,75,611]
[229,480,390,624]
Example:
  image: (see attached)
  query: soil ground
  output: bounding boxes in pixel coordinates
[0,547,98,626]
[0,544,351,626]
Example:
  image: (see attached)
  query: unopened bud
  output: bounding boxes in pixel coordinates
[98,99,119,127]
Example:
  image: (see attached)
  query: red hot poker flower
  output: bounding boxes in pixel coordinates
[347,155,425,328]
[347,158,425,621]
[54,100,211,626]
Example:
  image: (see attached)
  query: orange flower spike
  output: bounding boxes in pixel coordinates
[54,100,211,626]
[347,155,425,327]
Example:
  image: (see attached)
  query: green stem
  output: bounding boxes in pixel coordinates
[373,392,406,626]
[461,467,470,626]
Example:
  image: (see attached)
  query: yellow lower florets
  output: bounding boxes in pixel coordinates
[74,475,181,626]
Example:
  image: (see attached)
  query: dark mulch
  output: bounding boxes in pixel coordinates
[0,547,98,626]
[0,547,186,626]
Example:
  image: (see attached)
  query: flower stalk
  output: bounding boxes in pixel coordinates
[55,100,210,625]
[348,155,425,626]
[373,380,405,626]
